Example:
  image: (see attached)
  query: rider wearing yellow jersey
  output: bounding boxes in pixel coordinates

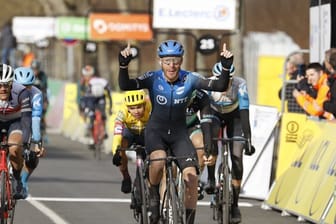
[112,89,151,193]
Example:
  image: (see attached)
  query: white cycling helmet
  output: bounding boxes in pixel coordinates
[0,64,14,83]
[82,65,95,76]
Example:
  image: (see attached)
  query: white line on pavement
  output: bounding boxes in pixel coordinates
[27,196,254,207]
[26,196,71,224]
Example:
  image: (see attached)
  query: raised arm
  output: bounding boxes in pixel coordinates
[118,43,139,90]
[195,43,233,91]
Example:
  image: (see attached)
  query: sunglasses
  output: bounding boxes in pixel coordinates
[0,83,11,89]
[161,57,182,66]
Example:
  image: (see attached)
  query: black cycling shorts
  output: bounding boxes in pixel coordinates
[145,121,199,173]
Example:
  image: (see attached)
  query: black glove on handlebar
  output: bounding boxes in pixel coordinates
[23,148,39,169]
[220,55,234,70]
[244,138,255,156]
[119,53,132,66]
[112,151,122,166]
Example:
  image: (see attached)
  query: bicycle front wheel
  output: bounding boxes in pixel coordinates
[137,166,149,224]
[163,172,182,223]
[0,171,8,223]
[218,163,231,224]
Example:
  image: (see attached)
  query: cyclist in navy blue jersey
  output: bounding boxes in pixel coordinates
[205,62,255,224]
[119,40,233,224]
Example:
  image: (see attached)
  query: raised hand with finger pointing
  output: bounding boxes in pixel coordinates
[119,42,133,67]
[220,43,234,70]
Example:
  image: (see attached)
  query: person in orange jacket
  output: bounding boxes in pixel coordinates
[293,62,330,119]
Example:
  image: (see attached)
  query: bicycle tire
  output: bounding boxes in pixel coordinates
[162,168,180,224]
[137,166,149,224]
[7,204,14,224]
[7,165,15,224]
[93,144,101,160]
[219,162,231,224]
[92,111,104,160]
[176,169,185,223]
[0,171,8,224]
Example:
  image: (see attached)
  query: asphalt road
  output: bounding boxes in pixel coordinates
[11,132,312,224]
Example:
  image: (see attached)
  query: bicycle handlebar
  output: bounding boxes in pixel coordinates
[212,136,248,143]
[148,155,196,163]
[116,144,145,152]
[0,142,24,148]
[213,136,255,156]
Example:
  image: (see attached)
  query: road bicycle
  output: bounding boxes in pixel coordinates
[211,136,247,224]
[91,109,105,160]
[116,144,150,224]
[0,129,17,224]
[150,151,196,224]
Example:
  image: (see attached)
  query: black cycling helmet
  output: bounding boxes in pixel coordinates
[157,40,184,58]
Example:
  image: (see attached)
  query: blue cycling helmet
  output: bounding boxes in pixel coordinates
[157,40,184,58]
[14,67,36,85]
[212,62,235,77]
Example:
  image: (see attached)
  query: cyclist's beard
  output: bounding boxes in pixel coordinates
[163,69,179,83]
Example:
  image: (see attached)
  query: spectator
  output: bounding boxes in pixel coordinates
[22,45,35,67]
[293,62,330,119]
[278,51,308,113]
[323,50,336,120]
[323,48,336,75]
[0,21,17,67]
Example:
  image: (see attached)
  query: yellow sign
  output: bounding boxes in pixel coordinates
[266,115,336,223]
[276,113,315,179]
[257,56,284,110]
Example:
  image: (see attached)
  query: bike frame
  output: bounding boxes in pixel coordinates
[0,130,16,224]
[134,145,149,224]
[150,152,191,224]
[211,136,247,224]
[118,145,150,224]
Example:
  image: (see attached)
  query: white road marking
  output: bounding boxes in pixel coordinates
[27,196,254,207]
[26,196,70,224]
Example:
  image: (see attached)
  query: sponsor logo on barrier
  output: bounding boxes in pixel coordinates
[286,121,299,142]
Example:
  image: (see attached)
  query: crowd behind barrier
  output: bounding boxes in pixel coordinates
[47,78,335,224]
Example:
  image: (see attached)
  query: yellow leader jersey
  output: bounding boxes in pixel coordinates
[111,100,151,154]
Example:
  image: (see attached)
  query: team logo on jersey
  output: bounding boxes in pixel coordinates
[156,95,167,105]
[158,85,164,91]
[239,85,248,96]
[176,87,184,95]
[174,97,188,104]
[32,96,42,108]
[114,125,123,134]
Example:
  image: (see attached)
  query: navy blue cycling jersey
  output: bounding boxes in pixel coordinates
[119,69,229,124]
